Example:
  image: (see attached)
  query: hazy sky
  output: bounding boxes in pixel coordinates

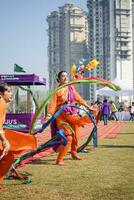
[0,0,87,82]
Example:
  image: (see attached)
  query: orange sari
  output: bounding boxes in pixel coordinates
[0,98,37,182]
[48,85,91,162]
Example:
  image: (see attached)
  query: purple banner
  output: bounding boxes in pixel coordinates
[4,113,44,132]
[0,74,46,85]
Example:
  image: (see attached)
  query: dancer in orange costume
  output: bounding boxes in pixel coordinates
[47,71,93,166]
[0,83,37,190]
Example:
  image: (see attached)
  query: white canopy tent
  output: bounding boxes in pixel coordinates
[96,78,134,97]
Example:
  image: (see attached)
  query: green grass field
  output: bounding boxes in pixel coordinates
[1,122,134,200]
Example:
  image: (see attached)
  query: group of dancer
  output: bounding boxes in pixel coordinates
[0,71,98,190]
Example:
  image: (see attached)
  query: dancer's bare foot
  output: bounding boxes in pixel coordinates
[0,185,8,190]
[56,160,64,166]
[72,155,82,160]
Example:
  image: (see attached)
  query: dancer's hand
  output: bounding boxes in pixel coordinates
[85,105,94,114]
[44,114,52,122]
[0,140,10,160]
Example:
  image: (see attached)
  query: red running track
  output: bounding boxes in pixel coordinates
[16,121,124,167]
[33,121,123,158]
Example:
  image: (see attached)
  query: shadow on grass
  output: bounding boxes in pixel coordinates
[119,132,134,135]
[98,144,134,148]
[31,159,55,165]
[30,155,74,165]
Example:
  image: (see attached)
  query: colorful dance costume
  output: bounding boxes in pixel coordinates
[0,98,37,183]
[48,85,91,164]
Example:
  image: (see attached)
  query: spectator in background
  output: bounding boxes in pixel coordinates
[118,104,124,121]
[90,101,101,123]
[101,99,110,125]
[118,104,124,112]
[109,101,118,121]
[129,102,134,122]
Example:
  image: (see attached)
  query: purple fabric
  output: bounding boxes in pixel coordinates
[63,86,77,115]
[101,102,110,115]
[68,85,75,102]
[50,120,58,137]
[51,119,61,152]
[51,120,59,138]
